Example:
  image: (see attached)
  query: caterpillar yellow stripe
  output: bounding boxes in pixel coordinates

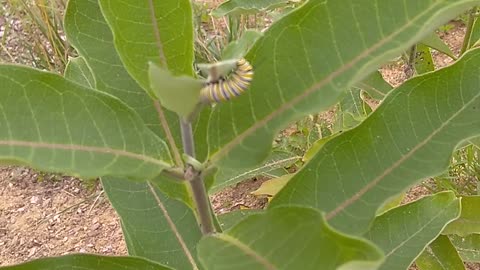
[200,58,254,103]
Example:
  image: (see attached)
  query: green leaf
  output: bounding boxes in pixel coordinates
[375,192,405,215]
[421,32,456,60]
[211,150,299,193]
[450,234,480,262]
[416,235,465,270]
[470,136,480,148]
[334,88,372,131]
[469,15,480,47]
[443,196,480,236]
[102,177,203,269]
[355,70,393,100]
[364,192,461,270]
[197,207,383,270]
[64,0,200,205]
[212,0,290,17]
[0,254,172,270]
[148,63,204,118]
[64,56,96,89]
[251,174,293,197]
[271,48,480,235]
[62,38,199,269]
[414,43,435,74]
[222,30,263,60]
[206,0,480,171]
[217,209,262,230]
[303,133,339,162]
[98,0,195,91]
[64,0,173,140]
[0,65,170,180]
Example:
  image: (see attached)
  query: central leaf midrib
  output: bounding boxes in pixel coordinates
[0,139,168,166]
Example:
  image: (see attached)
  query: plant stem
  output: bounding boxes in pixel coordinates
[461,7,477,55]
[405,45,416,78]
[180,118,215,235]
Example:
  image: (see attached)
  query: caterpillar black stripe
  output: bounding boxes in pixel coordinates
[200,58,254,103]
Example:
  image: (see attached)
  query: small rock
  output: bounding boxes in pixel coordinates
[86,243,94,247]
[91,223,100,231]
[79,248,86,253]
[101,245,113,252]
[30,196,39,204]
[42,198,51,207]
[28,247,37,257]
[17,207,25,212]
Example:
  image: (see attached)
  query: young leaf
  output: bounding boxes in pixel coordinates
[416,235,465,270]
[206,0,480,171]
[212,0,290,17]
[414,43,435,74]
[250,174,293,197]
[102,177,203,270]
[271,48,480,235]
[0,254,172,270]
[0,65,171,180]
[442,196,480,236]
[148,63,204,118]
[197,207,383,270]
[222,30,263,60]
[364,192,460,270]
[355,70,393,100]
[211,150,299,193]
[64,56,96,89]
[450,234,480,262]
[421,32,456,60]
[469,15,480,48]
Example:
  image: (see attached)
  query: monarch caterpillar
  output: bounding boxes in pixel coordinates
[200,58,254,104]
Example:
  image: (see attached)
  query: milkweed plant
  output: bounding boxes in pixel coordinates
[1,0,480,269]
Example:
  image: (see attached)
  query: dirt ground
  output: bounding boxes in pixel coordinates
[0,11,479,270]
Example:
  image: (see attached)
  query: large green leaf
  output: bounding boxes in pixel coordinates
[62,16,200,269]
[416,235,465,270]
[443,196,480,236]
[0,65,170,180]
[64,0,177,145]
[197,207,383,270]
[364,192,460,270]
[0,254,172,270]
[98,0,195,89]
[206,0,480,171]
[64,0,201,205]
[60,61,196,270]
[450,234,480,262]
[271,48,480,234]
[102,177,202,270]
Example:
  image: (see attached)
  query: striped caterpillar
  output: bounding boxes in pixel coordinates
[200,58,254,103]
